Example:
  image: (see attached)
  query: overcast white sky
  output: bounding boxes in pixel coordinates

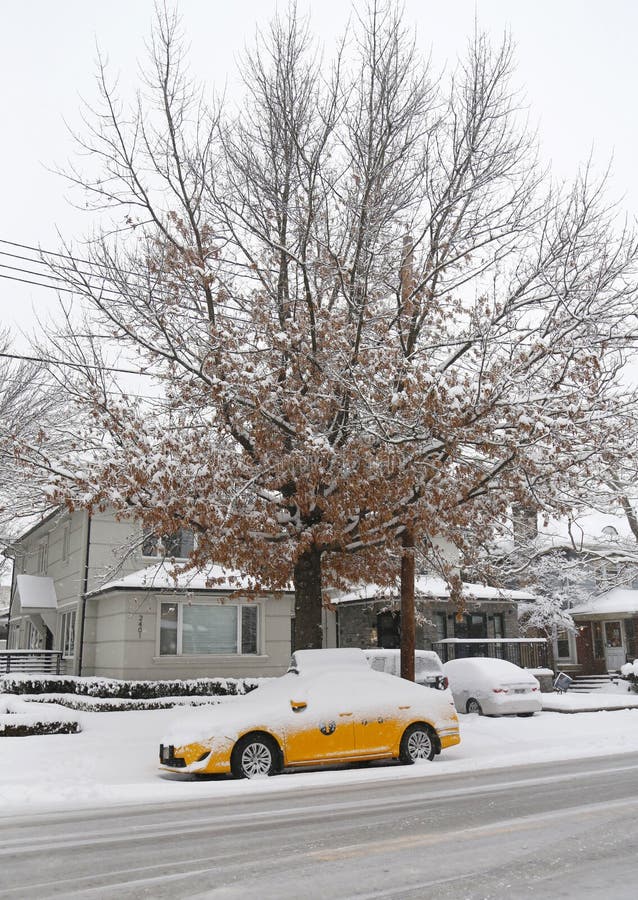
[1,0,637,346]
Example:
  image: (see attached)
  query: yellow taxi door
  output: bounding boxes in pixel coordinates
[283,674,357,764]
[351,678,405,755]
[284,709,356,764]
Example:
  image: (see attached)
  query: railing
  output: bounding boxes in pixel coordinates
[0,650,66,675]
[432,638,550,669]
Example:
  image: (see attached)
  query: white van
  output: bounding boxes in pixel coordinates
[363,649,449,690]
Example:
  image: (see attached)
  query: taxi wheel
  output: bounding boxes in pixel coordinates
[399,724,436,764]
[231,733,279,779]
[466,698,483,715]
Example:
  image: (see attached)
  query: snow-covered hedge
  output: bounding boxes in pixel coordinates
[23,694,227,712]
[0,697,82,737]
[0,674,260,699]
[620,660,638,692]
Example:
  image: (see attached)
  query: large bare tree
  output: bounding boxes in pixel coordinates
[28,3,638,660]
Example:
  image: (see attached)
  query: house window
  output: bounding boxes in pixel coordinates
[8,622,20,649]
[604,620,622,648]
[456,614,487,639]
[556,628,571,659]
[434,612,447,641]
[36,540,48,574]
[159,601,260,655]
[377,610,401,648]
[62,526,71,565]
[26,620,42,649]
[143,528,194,560]
[493,614,504,639]
[60,610,77,659]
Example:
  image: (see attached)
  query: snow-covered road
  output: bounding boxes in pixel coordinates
[2,752,638,899]
[2,699,638,816]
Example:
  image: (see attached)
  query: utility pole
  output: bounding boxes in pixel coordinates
[400,527,416,681]
[399,232,416,682]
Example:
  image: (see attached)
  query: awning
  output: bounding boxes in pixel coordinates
[14,575,59,635]
[15,575,58,611]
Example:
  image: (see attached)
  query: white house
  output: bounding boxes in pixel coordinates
[3,508,296,679]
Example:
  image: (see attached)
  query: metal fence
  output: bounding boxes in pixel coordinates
[0,650,66,675]
[432,638,550,669]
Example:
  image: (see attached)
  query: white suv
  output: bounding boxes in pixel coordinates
[364,649,449,690]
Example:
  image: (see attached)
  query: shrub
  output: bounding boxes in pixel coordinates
[0,674,260,699]
[620,660,638,692]
[0,720,81,737]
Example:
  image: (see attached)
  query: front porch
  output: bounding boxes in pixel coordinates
[0,650,67,675]
[432,637,551,669]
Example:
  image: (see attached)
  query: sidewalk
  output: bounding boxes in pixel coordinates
[542,691,638,713]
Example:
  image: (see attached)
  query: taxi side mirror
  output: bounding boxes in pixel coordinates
[290,699,307,712]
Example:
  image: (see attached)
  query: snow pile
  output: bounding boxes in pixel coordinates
[621,660,638,678]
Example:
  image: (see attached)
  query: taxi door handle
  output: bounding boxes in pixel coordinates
[398,705,411,709]
[339,712,353,717]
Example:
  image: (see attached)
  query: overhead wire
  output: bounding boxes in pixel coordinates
[0,254,255,321]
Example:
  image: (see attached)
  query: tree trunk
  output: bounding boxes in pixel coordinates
[400,528,416,681]
[292,547,324,651]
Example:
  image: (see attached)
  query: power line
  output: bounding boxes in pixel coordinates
[0,237,266,278]
[0,350,157,377]
[0,257,254,320]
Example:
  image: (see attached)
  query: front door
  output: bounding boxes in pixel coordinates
[603,620,625,672]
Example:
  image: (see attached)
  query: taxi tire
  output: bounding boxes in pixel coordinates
[231,733,280,779]
[399,723,436,764]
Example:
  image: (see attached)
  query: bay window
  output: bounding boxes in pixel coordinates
[159,601,259,655]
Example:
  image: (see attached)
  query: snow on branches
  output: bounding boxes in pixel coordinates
[23,3,638,646]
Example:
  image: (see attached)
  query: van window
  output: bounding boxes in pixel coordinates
[415,655,443,676]
[368,657,387,673]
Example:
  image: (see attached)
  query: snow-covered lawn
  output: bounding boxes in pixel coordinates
[2,699,638,817]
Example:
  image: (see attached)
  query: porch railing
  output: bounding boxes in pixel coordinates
[432,638,550,669]
[0,650,66,675]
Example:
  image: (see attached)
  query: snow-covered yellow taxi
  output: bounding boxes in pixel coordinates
[159,649,460,778]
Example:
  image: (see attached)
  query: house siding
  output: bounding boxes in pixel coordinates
[336,598,520,651]
[85,588,295,680]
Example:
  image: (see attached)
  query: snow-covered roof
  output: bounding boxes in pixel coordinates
[89,562,292,598]
[15,575,58,610]
[570,588,638,617]
[332,576,535,605]
[537,510,636,552]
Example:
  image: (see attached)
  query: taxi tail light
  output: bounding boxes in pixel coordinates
[435,675,449,690]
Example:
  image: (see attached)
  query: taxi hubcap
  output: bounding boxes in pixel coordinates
[242,742,272,776]
[407,730,432,759]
